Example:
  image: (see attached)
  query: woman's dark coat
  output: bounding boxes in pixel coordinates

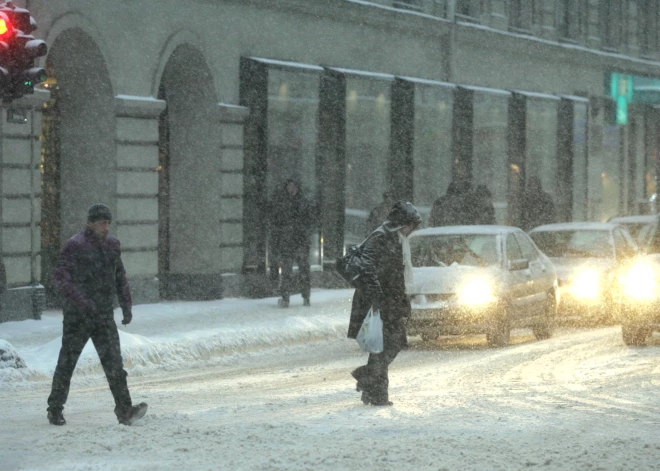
[347,223,411,340]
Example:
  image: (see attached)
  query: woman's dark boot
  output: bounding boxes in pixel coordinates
[47,407,66,425]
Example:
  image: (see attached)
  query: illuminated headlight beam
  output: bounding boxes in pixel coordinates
[457,278,496,306]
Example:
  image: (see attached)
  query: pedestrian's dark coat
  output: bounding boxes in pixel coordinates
[56,228,132,317]
[519,190,557,231]
[347,223,411,340]
[269,179,315,257]
[472,185,496,225]
[430,181,474,227]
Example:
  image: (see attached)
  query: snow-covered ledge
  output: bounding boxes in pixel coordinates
[115,94,166,118]
[217,102,248,123]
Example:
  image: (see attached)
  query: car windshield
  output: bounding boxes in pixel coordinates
[618,222,650,242]
[530,230,613,258]
[638,224,654,249]
[410,234,499,268]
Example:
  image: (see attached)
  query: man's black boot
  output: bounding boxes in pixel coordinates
[116,402,148,425]
[47,407,66,426]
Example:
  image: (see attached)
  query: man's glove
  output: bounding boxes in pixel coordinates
[122,310,132,325]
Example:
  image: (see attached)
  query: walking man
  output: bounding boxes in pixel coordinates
[269,177,315,308]
[46,204,147,426]
[349,201,422,406]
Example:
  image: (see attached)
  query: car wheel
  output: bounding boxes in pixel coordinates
[421,332,439,341]
[487,305,510,347]
[622,324,650,346]
[533,292,555,340]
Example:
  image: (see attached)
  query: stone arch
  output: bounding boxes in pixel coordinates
[40,27,116,300]
[152,30,208,99]
[157,43,223,299]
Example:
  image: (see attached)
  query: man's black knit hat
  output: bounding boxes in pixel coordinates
[87,203,112,223]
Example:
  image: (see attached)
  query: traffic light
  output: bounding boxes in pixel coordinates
[0,1,47,102]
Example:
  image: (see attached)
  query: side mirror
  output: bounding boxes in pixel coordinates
[509,258,529,271]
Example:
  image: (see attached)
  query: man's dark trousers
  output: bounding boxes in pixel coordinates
[279,245,311,302]
[47,313,132,411]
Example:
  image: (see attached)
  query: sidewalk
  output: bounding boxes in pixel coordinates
[0,289,354,387]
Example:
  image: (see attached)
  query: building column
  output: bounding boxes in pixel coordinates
[217,103,248,297]
[0,90,50,322]
[114,95,166,304]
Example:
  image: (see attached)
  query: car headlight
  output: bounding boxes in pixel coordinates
[621,263,657,300]
[567,269,600,299]
[457,277,496,306]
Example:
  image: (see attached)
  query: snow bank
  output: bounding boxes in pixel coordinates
[0,290,355,389]
[0,338,47,384]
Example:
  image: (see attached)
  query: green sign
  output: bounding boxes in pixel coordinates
[607,73,633,126]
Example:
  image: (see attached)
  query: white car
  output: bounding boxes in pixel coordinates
[406,226,558,347]
[529,222,638,325]
[607,215,657,247]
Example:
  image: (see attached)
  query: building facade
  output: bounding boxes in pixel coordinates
[1,0,660,320]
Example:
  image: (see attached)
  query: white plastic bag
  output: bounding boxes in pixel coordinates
[356,307,383,353]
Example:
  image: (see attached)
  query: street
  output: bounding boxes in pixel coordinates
[4,322,660,471]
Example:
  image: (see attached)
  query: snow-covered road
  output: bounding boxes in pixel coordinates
[4,324,660,471]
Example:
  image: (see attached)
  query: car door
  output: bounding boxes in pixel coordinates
[515,231,550,313]
[505,233,533,319]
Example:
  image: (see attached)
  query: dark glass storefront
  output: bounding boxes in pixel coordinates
[240,57,658,295]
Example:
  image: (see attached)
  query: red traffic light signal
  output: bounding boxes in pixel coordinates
[0,11,13,39]
[0,2,47,102]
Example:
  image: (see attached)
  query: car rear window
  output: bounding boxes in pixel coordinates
[530,230,613,258]
[410,234,499,267]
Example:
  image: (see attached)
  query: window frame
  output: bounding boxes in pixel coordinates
[556,0,584,41]
[514,232,540,261]
[599,0,623,50]
[638,0,659,57]
[506,233,524,262]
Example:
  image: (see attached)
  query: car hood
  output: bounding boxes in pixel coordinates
[548,257,615,282]
[409,265,500,295]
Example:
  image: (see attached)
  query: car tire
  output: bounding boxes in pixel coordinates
[487,305,510,347]
[533,292,555,340]
[621,324,650,346]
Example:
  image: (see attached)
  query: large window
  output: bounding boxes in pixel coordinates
[266,68,321,265]
[412,82,454,223]
[344,76,391,244]
[456,0,482,19]
[472,91,510,224]
[638,0,659,56]
[510,0,536,30]
[557,0,583,40]
[572,102,588,221]
[595,124,622,220]
[267,69,319,198]
[526,97,559,204]
[599,0,623,49]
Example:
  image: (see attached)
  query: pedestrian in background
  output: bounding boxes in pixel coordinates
[472,184,496,225]
[46,204,147,426]
[520,176,557,231]
[268,177,315,308]
[430,180,473,227]
[366,191,396,236]
[349,201,422,406]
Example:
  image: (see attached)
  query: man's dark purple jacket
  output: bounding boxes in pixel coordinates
[55,228,132,317]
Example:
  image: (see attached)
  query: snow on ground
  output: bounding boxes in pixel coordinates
[3,290,660,470]
[0,289,354,387]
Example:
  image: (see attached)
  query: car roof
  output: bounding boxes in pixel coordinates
[608,215,657,224]
[411,225,520,238]
[529,222,618,232]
